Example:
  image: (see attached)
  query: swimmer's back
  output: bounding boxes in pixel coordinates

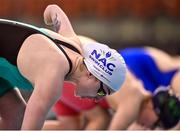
[119,47,178,92]
[0,19,81,90]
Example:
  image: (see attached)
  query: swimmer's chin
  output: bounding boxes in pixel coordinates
[74,92,99,100]
[74,94,87,99]
[74,94,92,99]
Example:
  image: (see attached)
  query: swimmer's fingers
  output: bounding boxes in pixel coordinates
[44,4,79,38]
[44,11,61,32]
[43,6,53,26]
[52,13,61,32]
[44,16,53,26]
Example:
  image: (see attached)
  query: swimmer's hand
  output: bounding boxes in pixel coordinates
[43,4,80,43]
[52,13,61,32]
[43,5,61,32]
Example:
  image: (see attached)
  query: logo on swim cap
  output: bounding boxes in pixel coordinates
[89,49,116,76]
[83,42,126,92]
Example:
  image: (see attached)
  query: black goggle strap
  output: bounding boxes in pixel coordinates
[97,82,106,96]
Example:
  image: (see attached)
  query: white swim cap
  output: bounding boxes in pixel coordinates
[83,42,126,92]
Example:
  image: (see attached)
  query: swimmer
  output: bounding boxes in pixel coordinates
[0,4,126,129]
[108,47,180,130]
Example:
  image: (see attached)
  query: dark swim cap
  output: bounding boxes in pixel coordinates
[152,86,180,129]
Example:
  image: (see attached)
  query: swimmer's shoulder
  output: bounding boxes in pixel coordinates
[40,28,83,54]
[17,33,69,84]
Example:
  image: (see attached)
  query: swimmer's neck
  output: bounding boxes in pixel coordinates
[65,56,83,83]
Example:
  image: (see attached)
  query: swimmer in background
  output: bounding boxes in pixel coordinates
[42,35,180,130]
[108,47,180,130]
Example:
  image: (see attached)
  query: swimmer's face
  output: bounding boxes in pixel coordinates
[75,62,114,100]
[138,99,159,128]
[75,76,111,100]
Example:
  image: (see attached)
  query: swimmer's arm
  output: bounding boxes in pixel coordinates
[83,105,111,130]
[171,71,180,93]
[108,93,142,129]
[43,118,81,130]
[44,4,76,38]
[108,72,149,130]
[21,66,64,129]
[43,98,82,130]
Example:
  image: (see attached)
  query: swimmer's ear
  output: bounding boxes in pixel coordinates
[86,71,94,79]
[87,71,99,82]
